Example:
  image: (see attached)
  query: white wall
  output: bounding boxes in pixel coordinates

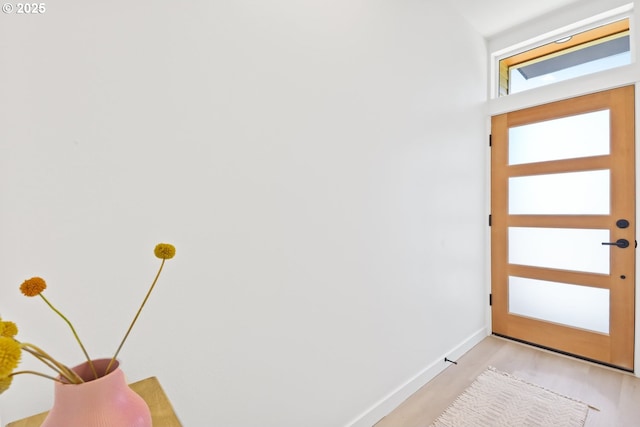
[0,1,488,426]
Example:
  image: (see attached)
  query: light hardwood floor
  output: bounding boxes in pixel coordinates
[374,336,640,427]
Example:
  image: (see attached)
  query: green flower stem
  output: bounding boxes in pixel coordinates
[21,346,65,378]
[10,370,65,384]
[22,343,83,383]
[106,259,165,375]
[39,293,97,379]
[21,343,83,384]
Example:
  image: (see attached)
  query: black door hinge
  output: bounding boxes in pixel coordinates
[489,294,493,306]
[488,214,492,226]
[489,134,492,147]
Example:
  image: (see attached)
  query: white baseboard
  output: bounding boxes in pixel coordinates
[345,327,489,427]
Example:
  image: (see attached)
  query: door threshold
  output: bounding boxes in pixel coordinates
[492,333,634,374]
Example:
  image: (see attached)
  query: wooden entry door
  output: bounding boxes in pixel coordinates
[491,85,635,371]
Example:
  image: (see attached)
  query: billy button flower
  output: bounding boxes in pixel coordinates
[20,277,97,379]
[0,375,13,394]
[0,320,16,395]
[0,336,21,378]
[154,243,176,260]
[105,243,176,374]
[0,323,20,395]
[19,276,46,297]
[1,321,18,338]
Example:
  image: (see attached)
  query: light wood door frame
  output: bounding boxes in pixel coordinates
[491,85,636,371]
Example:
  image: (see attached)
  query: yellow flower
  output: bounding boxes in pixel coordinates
[0,337,21,377]
[0,321,18,338]
[0,375,12,394]
[154,243,176,260]
[20,277,47,297]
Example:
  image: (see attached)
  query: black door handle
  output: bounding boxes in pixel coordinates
[602,239,630,248]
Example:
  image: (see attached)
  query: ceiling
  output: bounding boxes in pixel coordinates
[448,0,586,38]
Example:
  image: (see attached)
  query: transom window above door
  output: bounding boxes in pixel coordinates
[498,17,631,96]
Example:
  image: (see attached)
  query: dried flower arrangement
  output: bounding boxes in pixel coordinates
[0,243,175,393]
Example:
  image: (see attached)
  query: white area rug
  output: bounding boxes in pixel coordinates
[430,367,590,427]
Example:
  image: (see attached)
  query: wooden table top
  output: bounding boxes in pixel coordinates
[7,377,182,427]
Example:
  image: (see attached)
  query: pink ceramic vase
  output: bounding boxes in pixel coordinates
[41,358,152,427]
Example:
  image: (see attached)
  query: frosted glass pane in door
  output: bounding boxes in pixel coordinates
[509,170,610,215]
[509,276,609,333]
[509,110,609,165]
[509,227,610,274]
